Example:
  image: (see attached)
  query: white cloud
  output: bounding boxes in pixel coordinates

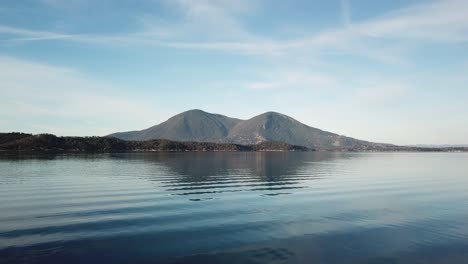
[245,71,339,91]
[340,0,352,27]
[0,25,72,41]
[354,0,468,42]
[166,0,468,61]
[0,57,164,136]
[161,0,255,40]
[134,0,468,54]
[2,0,467,60]
[352,83,410,108]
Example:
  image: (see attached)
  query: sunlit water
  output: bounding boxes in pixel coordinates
[0,152,467,263]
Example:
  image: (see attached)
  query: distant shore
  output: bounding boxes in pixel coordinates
[0,133,466,153]
[0,133,311,152]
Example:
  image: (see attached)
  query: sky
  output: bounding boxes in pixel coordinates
[1,0,467,145]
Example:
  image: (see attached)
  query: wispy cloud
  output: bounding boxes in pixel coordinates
[154,0,257,41]
[0,56,165,135]
[340,0,352,27]
[245,71,339,91]
[0,25,72,41]
[2,0,467,57]
[352,83,410,108]
[354,0,468,42]
[153,0,468,59]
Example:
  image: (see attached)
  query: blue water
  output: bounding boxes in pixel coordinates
[0,152,467,263]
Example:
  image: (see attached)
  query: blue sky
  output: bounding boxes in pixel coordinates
[1,0,467,145]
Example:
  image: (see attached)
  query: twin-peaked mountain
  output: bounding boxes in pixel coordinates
[109,109,389,150]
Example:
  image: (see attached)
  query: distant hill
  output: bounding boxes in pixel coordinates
[408,144,468,148]
[0,133,310,152]
[109,109,390,150]
[0,132,32,145]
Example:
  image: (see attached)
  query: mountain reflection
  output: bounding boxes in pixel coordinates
[105,152,350,197]
[113,152,346,178]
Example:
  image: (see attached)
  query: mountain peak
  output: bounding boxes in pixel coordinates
[182,109,208,114]
[175,109,211,118]
[254,111,297,123]
[260,111,281,115]
[258,111,286,117]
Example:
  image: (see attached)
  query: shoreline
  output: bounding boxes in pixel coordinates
[1,133,467,153]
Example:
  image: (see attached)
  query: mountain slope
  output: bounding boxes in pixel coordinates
[226,112,382,149]
[109,109,242,142]
[109,109,390,150]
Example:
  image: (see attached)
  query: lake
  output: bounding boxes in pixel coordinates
[0,152,467,263]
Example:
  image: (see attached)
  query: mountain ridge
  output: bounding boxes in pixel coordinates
[109,109,389,150]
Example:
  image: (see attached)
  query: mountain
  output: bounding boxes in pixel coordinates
[226,112,376,149]
[108,109,390,150]
[110,109,242,142]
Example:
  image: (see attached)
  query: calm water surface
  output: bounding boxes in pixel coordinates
[0,152,467,263]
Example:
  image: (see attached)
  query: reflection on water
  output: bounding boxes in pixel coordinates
[0,152,467,264]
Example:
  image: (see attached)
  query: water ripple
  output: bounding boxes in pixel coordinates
[1,152,468,263]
